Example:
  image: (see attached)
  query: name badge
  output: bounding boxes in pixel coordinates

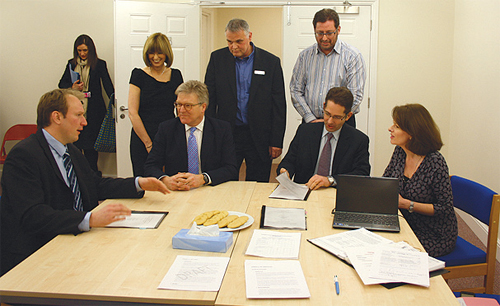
[254,70,265,75]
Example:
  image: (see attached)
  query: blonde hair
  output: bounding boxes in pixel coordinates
[142,33,174,67]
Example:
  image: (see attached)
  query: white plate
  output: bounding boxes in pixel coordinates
[219,211,254,232]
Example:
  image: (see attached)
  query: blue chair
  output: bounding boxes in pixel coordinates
[437,175,500,294]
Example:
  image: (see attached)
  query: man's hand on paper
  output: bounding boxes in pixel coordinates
[305,174,330,190]
[279,168,290,178]
[89,203,132,227]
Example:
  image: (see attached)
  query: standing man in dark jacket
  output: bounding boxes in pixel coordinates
[205,18,286,182]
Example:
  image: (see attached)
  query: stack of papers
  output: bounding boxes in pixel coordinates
[269,173,311,200]
[308,228,444,287]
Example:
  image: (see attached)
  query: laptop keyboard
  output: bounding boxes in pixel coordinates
[335,212,397,225]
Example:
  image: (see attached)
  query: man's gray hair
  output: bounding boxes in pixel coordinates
[225,18,250,36]
[175,80,209,106]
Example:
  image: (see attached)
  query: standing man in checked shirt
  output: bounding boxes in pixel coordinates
[290,8,366,128]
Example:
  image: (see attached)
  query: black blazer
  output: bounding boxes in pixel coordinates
[204,46,286,161]
[0,130,142,275]
[58,59,114,148]
[144,117,238,186]
[278,123,371,184]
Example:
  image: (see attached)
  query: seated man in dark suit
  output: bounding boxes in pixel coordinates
[0,89,169,276]
[144,80,238,191]
[278,87,370,190]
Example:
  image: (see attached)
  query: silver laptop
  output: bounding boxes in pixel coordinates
[333,175,400,232]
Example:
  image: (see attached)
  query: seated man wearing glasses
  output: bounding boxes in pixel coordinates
[144,80,238,191]
[290,8,366,128]
[278,87,370,190]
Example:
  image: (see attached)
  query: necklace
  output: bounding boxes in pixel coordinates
[150,66,167,77]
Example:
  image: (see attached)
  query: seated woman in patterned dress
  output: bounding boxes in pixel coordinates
[383,104,457,257]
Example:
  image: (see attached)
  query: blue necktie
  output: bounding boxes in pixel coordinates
[187,127,199,174]
[317,133,334,176]
[63,150,83,211]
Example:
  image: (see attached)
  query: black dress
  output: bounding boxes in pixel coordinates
[129,68,183,176]
[383,146,458,257]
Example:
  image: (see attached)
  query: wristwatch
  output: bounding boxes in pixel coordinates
[202,173,209,185]
[327,176,337,187]
[409,201,414,213]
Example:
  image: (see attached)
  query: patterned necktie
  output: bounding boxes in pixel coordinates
[63,150,83,211]
[187,127,199,174]
[317,133,334,176]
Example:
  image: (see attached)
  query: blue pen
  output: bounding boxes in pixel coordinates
[334,275,340,295]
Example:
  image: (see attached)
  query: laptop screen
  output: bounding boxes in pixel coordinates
[335,175,399,215]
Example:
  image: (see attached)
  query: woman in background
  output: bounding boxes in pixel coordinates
[128,32,183,176]
[383,104,457,257]
[59,34,114,174]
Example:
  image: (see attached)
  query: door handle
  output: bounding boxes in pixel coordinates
[120,105,128,111]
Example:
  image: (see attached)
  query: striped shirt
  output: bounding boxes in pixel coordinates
[290,39,366,123]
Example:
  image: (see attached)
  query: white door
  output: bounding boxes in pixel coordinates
[282,5,372,161]
[115,1,200,177]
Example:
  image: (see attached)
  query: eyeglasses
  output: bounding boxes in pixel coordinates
[174,102,202,111]
[314,30,337,38]
[324,111,347,121]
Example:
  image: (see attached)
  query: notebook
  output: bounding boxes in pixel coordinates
[333,175,400,232]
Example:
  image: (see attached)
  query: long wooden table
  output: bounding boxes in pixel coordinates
[0,182,458,305]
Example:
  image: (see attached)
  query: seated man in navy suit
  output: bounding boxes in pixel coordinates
[144,80,238,191]
[0,89,169,276]
[278,87,370,190]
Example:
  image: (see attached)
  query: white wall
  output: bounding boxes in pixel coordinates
[1,0,499,193]
[448,0,500,192]
[373,0,454,176]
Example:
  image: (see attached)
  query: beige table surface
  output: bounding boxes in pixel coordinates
[0,181,458,305]
[0,181,256,305]
[215,183,458,306]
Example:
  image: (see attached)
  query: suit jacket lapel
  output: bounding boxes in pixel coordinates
[35,130,66,185]
[175,119,189,169]
[200,117,214,169]
[332,126,350,174]
[248,47,262,104]
[309,124,323,170]
[223,48,238,101]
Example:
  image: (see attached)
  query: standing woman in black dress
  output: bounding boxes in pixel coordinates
[59,34,114,173]
[128,32,183,176]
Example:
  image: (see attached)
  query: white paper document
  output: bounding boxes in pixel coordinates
[245,260,310,299]
[269,173,310,200]
[370,247,430,287]
[345,245,428,286]
[307,228,393,262]
[106,211,167,229]
[245,230,301,259]
[261,206,307,230]
[158,255,230,292]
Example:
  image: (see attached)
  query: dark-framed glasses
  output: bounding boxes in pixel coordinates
[174,102,202,111]
[314,30,337,38]
[324,111,347,121]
